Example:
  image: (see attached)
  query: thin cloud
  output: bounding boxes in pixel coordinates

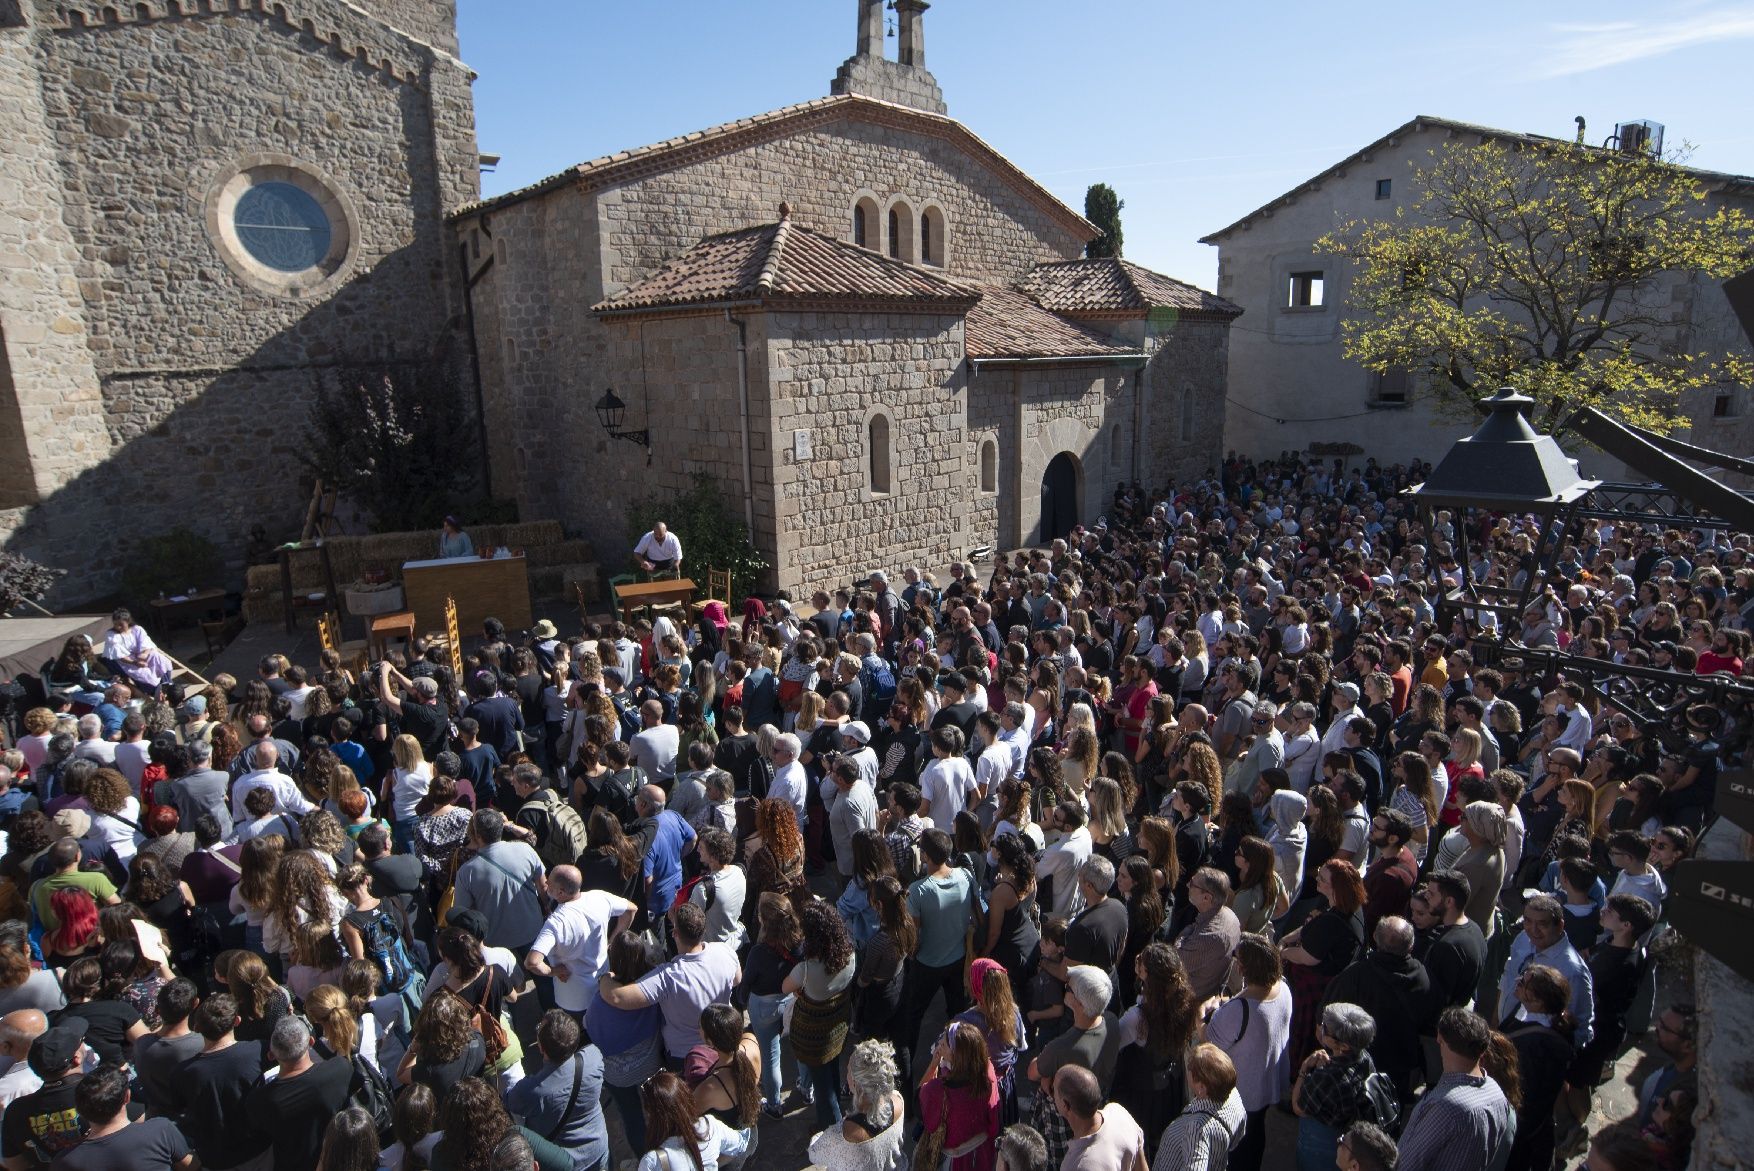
[1536,6,1754,77]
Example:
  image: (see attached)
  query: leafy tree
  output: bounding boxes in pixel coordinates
[625,474,768,603]
[299,359,480,532]
[119,528,222,609]
[1316,139,1754,431]
[1085,183,1125,259]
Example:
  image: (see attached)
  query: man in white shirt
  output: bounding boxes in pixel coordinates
[1054,1065,1146,1171]
[524,864,635,1014]
[632,522,683,577]
[0,1010,47,1109]
[630,699,679,781]
[112,715,151,792]
[841,721,879,789]
[228,742,314,820]
[973,713,1014,813]
[1279,702,1322,793]
[1038,802,1094,918]
[769,733,808,828]
[919,725,978,829]
[998,701,1032,779]
[1321,682,1361,759]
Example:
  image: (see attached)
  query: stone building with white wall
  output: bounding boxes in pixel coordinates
[1204,115,1754,476]
[454,0,1239,595]
[0,0,477,600]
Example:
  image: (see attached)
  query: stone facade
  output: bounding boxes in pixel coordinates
[458,4,1237,597]
[0,0,477,602]
[1206,117,1754,478]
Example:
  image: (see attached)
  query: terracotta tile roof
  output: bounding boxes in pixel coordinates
[452,93,1095,239]
[1020,257,1242,318]
[594,218,980,314]
[1199,114,1754,243]
[965,286,1143,360]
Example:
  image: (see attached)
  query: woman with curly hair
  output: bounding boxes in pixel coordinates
[398,987,487,1102]
[1059,727,1101,799]
[742,798,805,928]
[431,1071,571,1171]
[805,1038,907,1171]
[636,1070,747,1171]
[83,767,142,866]
[209,722,242,774]
[261,849,346,970]
[232,679,273,733]
[783,900,857,1125]
[1113,940,1201,1148]
[16,707,58,775]
[298,809,352,871]
[1181,738,1224,812]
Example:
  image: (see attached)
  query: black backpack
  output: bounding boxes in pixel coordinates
[348,1052,396,1144]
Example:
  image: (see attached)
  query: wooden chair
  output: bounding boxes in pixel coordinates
[607,574,637,623]
[317,611,369,675]
[688,567,734,619]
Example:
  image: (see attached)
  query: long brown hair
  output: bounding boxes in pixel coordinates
[940,1021,992,1096]
[1137,941,1199,1062]
[975,970,1020,1050]
[586,808,639,880]
[236,834,285,909]
[868,876,917,957]
[304,984,359,1057]
[440,1076,513,1171]
[641,1072,706,1171]
[228,952,280,1021]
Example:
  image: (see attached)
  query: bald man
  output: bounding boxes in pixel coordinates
[633,785,696,926]
[0,1011,48,1108]
[524,864,635,1015]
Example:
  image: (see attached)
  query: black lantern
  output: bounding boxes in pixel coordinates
[594,387,649,450]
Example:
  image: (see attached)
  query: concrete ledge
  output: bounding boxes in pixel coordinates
[1689,817,1754,1171]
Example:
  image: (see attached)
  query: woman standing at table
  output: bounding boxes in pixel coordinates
[438,515,474,559]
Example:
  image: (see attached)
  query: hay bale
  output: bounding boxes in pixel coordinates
[527,539,595,569]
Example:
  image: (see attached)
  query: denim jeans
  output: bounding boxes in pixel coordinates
[746,991,794,1110]
[1296,1118,1343,1171]
[803,1059,842,1126]
[392,817,417,856]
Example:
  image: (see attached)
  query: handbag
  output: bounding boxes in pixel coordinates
[913,1089,949,1171]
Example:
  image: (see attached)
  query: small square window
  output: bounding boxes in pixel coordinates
[1375,178,1392,200]
[1713,393,1736,418]
[1288,271,1325,308]
[1373,369,1409,405]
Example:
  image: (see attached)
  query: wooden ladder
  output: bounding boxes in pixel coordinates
[301,479,339,542]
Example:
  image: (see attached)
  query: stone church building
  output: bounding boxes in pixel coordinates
[456,0,1240,594]
[0,0,477,601]
[0,0,1236,601]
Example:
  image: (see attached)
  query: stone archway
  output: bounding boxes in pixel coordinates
[1039,451,1081,543]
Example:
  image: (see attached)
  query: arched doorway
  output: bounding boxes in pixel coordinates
[1039,452,1079,542]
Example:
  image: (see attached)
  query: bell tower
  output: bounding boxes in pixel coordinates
[830,0,947,114]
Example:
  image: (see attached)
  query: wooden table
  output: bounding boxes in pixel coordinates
[147,589,227,635]
[401,555,531,636]
[613,577,697,618]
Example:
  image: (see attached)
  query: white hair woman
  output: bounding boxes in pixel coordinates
[805,1038,906,1171]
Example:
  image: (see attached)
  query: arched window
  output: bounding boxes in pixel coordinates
[979,439,997,494]
[868,412,892,495]
[888,209,900,259]
[920,205,947,267]
[854,205,868,249]
[1181,386,1196,441]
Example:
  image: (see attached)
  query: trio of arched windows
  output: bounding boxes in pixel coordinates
[852,196,944,266]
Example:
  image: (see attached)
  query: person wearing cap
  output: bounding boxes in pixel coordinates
[632,521,682,580]
[0,1018,90,1165]
[377,661,448,761]
[840,720,878,789]
[1026,965,1121,1164]
[1321,682,1361,759]
[439,515,474,559]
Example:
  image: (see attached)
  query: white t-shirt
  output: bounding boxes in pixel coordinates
[920,756,978,828]
[1064,1102,1146,1171]
[388,765,432,822]
[530,890,635,1011]
[635,530,683,564]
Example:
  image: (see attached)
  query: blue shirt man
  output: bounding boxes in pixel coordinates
[1497,894,1594,1047]
[637,788,697,920]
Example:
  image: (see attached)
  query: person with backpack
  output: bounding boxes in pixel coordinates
[338,864,426,1015]
[1290,1002,1397,1171]
[508,764,590,872]
[853,634,897,725]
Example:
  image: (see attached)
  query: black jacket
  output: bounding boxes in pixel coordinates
[1322,949,1432,1093]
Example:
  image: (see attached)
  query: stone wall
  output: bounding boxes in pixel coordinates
[767,310,968,595]
[1145,316,1232,488]
[0,0,477,602]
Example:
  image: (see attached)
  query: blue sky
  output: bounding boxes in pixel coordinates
[458,0,1753,289]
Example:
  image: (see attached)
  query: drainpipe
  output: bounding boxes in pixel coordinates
[459,222,495,498]
[726,310,757,536]
[1132,367,1144,482]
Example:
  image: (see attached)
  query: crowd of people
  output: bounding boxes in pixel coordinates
[0,448,1745,1171]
